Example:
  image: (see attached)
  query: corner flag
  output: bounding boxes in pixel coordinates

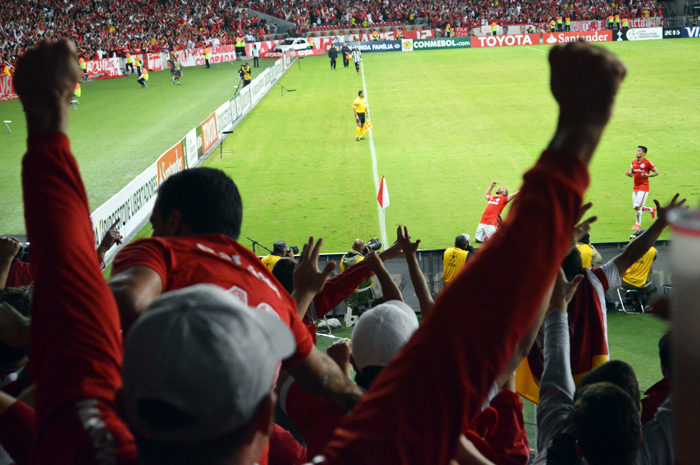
[377,176,390,210]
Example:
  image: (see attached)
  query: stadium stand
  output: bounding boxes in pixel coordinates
[1,37,691,465]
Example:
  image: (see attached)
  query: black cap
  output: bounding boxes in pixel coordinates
[273,241,288,254]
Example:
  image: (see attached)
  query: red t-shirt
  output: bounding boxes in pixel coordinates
[631,158,655,192]
[112,235,313,369]
[283,380,345,458]
[6,259,33,288]
[480,196,509,226]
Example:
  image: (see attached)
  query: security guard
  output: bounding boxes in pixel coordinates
[445,24,453,37]
[79,55,87,80]
[137,67,149,88]
[74,83,81,99]
[371,30,379,40]
[556,14,563,31]
[203,45,211,68]
[608,14,614,30]
[135,55,142,76]
[396,28,404,40]
[550,19,556,32]
[614,14,620,30]
[622,17,629,33]
[565,15,571,31]
[235,36,245,58]
[125,51,134,73]
[492,21,498,35]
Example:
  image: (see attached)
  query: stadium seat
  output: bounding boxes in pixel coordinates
[70,100,79,110]
[3,120,11,133]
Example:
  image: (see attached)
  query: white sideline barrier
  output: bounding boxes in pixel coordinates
[91,53,296,265]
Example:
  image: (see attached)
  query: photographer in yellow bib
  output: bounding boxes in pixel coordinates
[353,90,366,141]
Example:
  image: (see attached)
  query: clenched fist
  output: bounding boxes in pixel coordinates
[0,238,20,262]
[549,41,627,128]
[13,39,82,137]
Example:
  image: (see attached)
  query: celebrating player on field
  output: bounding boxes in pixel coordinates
[625,145,658,230]
[475,181,518,242]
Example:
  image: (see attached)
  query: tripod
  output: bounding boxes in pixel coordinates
[248,237,272,256]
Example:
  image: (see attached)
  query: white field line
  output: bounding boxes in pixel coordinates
[359,60,389,249]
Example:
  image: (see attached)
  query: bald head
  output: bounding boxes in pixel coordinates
[353,239,365,252]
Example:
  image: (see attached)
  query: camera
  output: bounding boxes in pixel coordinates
[364,238,382,254]
[288,245,299,255]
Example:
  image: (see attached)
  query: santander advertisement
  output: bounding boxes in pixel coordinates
[543,30,612,44]
[470,34,540,48]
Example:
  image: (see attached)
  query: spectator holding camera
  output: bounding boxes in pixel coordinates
[262,240,296,272]
[340,238,382,314]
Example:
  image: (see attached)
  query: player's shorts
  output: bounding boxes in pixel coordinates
[632,190,649,208]
[174,70,181,77]
[475,223,497,242]
[356,112,365,125]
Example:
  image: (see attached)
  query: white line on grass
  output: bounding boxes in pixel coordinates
[360,61,389,249]
[526,47,548,53]
[372,81,547,93]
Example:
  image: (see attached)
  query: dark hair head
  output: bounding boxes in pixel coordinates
[659,333,671,377]
[455,235,468,249]
[638,146,647,154]
[577,360,641,412]
[135,399,253,465]
[358,90,363,96]
[354,365,384,390]
[561,247,583,282]
[579,233,591,244]
[271,258,296,295]
[157,168,242,240]
[0,288,31,366]
[574,382,642,465]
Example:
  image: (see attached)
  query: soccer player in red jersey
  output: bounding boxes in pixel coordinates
[625,145,658,230]
[475,181,519,242]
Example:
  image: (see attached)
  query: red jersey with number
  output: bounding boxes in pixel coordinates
[480,196,509,226]
[112,235,313,369]
[631,158,654,192]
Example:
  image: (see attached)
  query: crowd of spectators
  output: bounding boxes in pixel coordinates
[0,37,690,465]
[0,0,271,74]
[245,0,663,35]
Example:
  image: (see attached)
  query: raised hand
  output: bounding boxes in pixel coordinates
[97,219,123,261]
[547,268,584,314]
[396,225,421,256]
[293,237,336,299]
[0,238,20,262]
[572,202,597,246]
[362,251,383,272]
[549,41,627,128]
[13,39,83,137]
[654,193,688,226]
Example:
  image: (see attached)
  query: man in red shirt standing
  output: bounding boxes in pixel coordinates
[625,145,658,230]
[475,181,519,242]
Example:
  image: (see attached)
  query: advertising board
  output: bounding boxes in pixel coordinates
[412,37,471,49]
[682,26,700,38]
[662,27,683,38]
[0,75,17,102]
[86,58,123,80]
[200,113,219,155]
[625,27,663,40]
[543,30,612,44]
[470,34,540,48]
[156,141,185,185]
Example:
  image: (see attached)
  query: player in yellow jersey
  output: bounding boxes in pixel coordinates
[353,90,366,142]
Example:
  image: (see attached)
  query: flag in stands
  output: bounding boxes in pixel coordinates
[363,119,373,134]
[377,175,390,210]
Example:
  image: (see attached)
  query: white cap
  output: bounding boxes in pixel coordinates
[351,300,419,371]
[122,284,295,442]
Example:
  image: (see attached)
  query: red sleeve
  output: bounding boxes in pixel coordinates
[6,260,34,288]
[283,305,315,370]
[591,267,609,292]
[320,149,588,465]
[285,382,346,458]
[486,391,529,465]
[0,400,35,465]
[269,424,308,465]
[22,133,137,465]
[111,238,169,290]
[312,261,373,318]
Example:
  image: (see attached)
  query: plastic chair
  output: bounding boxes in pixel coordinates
[2,120,10,133]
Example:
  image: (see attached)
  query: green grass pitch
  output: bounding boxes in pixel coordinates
[1,41,694,393]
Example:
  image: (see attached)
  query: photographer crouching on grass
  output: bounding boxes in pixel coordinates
[340,238,382,322]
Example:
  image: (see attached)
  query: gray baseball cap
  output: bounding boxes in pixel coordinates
[122,284,295,442]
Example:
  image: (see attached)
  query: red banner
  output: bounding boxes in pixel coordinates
[470,33,541,48]
[543,30,612,44]
[147,53,163,72]
[0,74,17,102]
[157,141,185,185]
[86,58,123,80]
[200,113,219,154]
[260,48,326,59]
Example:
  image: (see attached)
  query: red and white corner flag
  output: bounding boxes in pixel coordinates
[377,176,390,210]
